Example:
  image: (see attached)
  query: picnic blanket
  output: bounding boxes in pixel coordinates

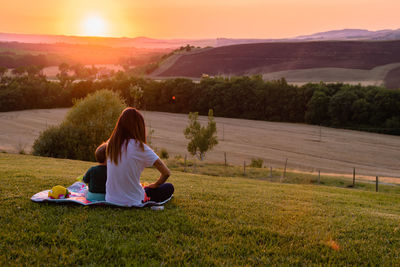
[31,182,172,208]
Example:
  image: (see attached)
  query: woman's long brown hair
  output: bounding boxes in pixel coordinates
[106,107,146,165]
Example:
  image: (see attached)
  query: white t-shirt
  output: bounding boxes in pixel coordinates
[106,139,159,206]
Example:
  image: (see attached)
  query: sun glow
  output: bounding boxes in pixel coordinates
[81,15,108,37]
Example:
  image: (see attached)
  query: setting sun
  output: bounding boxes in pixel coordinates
[81,15,108,37]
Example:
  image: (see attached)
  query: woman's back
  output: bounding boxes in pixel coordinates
[106,139,159,206]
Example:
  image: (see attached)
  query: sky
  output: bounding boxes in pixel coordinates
[0,0,399,39]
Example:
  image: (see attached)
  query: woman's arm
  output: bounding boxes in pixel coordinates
[146,159,171,189]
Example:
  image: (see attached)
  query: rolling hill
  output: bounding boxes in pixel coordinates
[0,41,170,67]
[294,28,400,41]
[2,28,400,49]
[152,40,400,87]
[384,66,400,89]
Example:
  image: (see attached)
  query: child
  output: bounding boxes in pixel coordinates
[83,143,107,201]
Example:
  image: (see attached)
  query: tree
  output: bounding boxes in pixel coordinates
[305,90,330,124]
[328,87,357,125]
[184,109,218,160]
[351,98,371,124]
[11,66,26,76]
[0,66,8,78]
[57,62,75,88]
[129,84,143,108]
[71,63,85,78]
[26,65,43,77]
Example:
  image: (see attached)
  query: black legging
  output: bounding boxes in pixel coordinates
[144,183,174,202]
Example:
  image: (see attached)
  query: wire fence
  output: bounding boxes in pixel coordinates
[165,152,400,194]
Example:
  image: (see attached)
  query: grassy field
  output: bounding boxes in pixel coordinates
[2,153,400,265]
[165,158,400,194]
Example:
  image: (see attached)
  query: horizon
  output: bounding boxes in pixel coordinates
[0,27,399,41]
[1,0,400,39]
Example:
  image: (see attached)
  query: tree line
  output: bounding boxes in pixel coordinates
[1,73,399,135]
[0,52,50,68]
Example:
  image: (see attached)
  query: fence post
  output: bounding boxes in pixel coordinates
[193,158,196,173]
[318,170,320,184]
[269,166,273,178]
[376,176,379,192]
[281,158,288,182]
[224,152,227,167]
[184,154,187,172]
[352,168,356,187]
[243,161,246,176]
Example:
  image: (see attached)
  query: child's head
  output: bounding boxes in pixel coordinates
[95,143,107,164]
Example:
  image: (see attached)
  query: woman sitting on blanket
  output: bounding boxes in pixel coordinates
[105,107,174,206]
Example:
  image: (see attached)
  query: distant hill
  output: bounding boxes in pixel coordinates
[1,28,400,49]
[0,41,170,67]
[0,33,216,49]
[295,29,400,41]
[153,40,400,80]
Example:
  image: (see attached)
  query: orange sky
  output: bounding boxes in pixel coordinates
[1,0,399,39]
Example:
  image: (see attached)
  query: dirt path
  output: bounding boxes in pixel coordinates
[1,108,400,179]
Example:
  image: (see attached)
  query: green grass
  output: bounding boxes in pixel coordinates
[166,158,400,194]
[2,153,400,265]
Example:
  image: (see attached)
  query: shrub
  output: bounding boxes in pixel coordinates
[184,109,218,160]
[15,141,27,155]
[33,90,126,161]
[384,116,400,135]
[33,125,93,159]
[250,158,263,168]
[174,154,183,160]
[159,148,169,159]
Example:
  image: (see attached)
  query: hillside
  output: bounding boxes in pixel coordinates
[262,63,400,86]
[295,28,400,41]
[1,109,400,179]
[2,28,400,49]
[2,153,400,265]
[0,33,216,49]
[0,42,170,67]
[153,40,400,80]
[385,66,400,89]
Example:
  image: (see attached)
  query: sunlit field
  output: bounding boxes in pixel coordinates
[1,108,400,179]
[2,153,400,265]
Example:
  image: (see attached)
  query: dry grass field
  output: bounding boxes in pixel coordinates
[261,63,400,86]
[1,108,399,181]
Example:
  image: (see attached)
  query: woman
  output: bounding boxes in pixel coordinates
[105,107,174,206]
